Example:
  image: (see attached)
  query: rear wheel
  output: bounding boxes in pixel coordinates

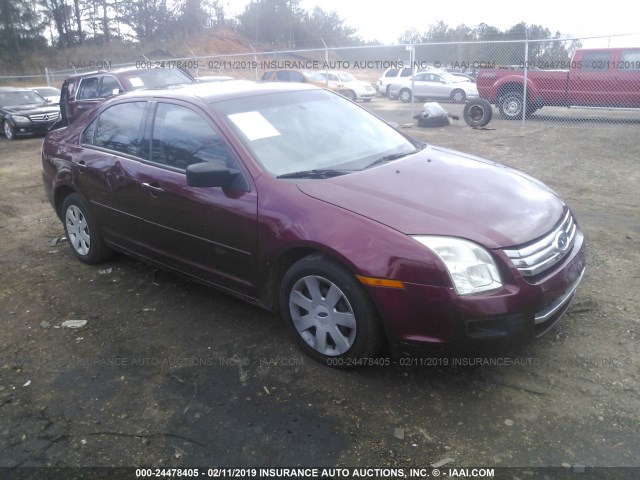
[450,89,467,103]
[498,91,529,120]
[399,88,412,103]
[280,254,382,366]
[61,193,112,264]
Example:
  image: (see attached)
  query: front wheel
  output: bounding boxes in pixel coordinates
[61,193,112,264]
[280,254,382,365]
[3,121,15,140]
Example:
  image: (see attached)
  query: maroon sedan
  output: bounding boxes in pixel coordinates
[41,81,586,365]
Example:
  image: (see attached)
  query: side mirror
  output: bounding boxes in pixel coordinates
[186,162,236,188]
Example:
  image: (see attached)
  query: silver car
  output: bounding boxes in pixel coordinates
[388,71,479,103]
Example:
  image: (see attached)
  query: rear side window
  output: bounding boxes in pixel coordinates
[581,51,612,70]
[400,68,413,77]
[149,103,235,170]
[77,77,100,99]
[384,69,399,77]
[85,102,147,156]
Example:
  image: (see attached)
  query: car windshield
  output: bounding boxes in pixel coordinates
[119,68,193,90]
[0,91,47,107]
[215,89,418,177]
[440,72,466,83]
[33,87,60,96]
[337,73,357,82]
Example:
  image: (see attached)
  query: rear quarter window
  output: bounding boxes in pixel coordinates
[580,51,612,70]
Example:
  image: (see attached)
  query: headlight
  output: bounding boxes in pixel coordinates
[412,236,503,295]
[12,115,30,126]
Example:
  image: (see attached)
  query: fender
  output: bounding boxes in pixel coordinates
[492,74,540,103]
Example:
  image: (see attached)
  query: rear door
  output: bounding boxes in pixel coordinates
[568,50,614,106]
[75,100,150,250]
[71,75,124,122]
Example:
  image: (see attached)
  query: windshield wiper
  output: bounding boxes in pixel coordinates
[277,168,354,179]
[364,149,420,170]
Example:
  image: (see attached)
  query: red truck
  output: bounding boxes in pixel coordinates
[476,48,640,119]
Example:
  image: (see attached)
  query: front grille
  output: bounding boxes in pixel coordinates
[503,210,576,277]
[29,112,60,123]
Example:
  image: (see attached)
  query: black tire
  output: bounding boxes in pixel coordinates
[363,98,373,102]
[346,90,357,101]
[498,91,528,120]
[280,254,382,366]
[61,193,112,264]
[3,120,15,140]
[450,89,467,104]
[463,98,493,127]
[384,85,391,97]
[399,88,412,103]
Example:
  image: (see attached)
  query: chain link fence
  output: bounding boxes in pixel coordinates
[2,34,639,126]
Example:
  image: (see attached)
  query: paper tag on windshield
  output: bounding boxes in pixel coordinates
[129,77,144,88]
[228,112,281,141]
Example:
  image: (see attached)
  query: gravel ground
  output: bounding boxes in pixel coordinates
[0,99,638,478]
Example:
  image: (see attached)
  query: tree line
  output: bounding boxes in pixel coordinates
[0,0,581,68]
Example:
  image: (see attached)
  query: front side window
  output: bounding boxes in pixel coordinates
[149,103,234,171]
[85,101,146,156]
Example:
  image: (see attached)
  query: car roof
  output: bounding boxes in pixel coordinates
[0,87,34,92]
[64,67,145,79]
[112,80,319,103]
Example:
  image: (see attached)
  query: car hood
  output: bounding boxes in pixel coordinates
[296,146,565,249]
[2,104,59,115]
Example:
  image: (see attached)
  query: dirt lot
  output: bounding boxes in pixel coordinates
[0,99,639,477]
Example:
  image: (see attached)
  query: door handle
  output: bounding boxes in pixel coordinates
[76,161,87,170]
[141,182,165,195]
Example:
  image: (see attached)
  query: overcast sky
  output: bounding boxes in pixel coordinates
[228,0,640,48]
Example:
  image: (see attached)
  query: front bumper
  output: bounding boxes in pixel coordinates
[12,122,58,137]
[366,227,586,356]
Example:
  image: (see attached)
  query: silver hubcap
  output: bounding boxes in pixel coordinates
[453,91,464,102]
[66,205,90,256]
[289,275,356,356]
[401,91,411,102]
[4,122,12,138]
[504,98,521,116]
